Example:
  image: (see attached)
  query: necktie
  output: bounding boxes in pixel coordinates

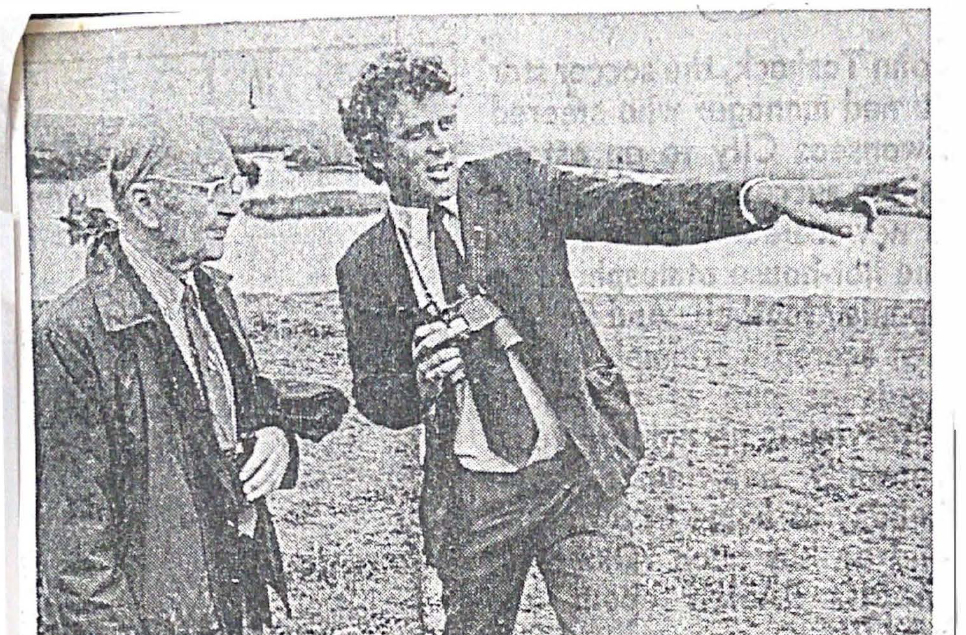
[182,283,258,539]
[430,204,538,466]
[181,281,236,451]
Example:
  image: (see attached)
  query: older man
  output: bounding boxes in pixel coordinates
[34,114,347,635]
[336,50,920,635]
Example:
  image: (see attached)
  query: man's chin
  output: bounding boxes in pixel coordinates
[427,181,457,203]
[203,242,226,262]
[390,180,457,208]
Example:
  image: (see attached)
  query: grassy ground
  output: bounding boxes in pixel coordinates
[236,291,931,635]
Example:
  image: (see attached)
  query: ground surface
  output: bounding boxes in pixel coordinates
[236,291,930,635]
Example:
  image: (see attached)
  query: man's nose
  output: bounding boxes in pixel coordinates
[215,198,242,218]
[427,125,452,155]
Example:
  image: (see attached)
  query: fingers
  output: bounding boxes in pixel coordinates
[875,178,919,204]
[240,427,290,500]
[413,321,445,342]
[448,364,466,385]
[858,177,928,220]
[244,457,286,501]
[882,176,920,195]
[417,347,465,386]
[413,321,458,361]
[876,198,930,217]
[865,176,920,201]
[413,320,468,402]
[239,437,270,482]
[883,192,917,207]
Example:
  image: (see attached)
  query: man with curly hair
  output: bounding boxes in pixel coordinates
[335,49,918,634]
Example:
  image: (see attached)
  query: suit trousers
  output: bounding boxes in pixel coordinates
[434,448,646,635]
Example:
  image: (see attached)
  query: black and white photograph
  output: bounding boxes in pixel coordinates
[12,9,934,635]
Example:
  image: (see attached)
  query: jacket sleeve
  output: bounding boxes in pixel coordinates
[542,159,782,245]
[336,257,421,430]
[213,287,304,490]
[253,375,349,489]
[35,326,144,635]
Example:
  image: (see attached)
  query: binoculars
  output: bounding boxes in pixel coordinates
[431,292,522,351]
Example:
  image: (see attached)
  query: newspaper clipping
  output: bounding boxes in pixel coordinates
[15,10,932,635]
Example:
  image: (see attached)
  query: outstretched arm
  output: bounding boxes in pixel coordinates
[548,159,922,244]
[558,168,765,245]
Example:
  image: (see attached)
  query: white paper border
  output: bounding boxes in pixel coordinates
[5,5,957,634]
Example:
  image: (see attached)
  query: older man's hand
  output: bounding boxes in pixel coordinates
[239,426,290,501]
[748,176,925,237]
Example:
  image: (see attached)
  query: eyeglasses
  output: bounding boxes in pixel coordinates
[144,174,247,202]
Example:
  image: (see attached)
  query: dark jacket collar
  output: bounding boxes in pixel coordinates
[88,235,234,333]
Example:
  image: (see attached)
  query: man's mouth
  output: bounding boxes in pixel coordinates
[426,161,455,181]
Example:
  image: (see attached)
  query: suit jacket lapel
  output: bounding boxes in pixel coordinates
[91,240,209,420]
[378,214,422,315]
[195,268,256,432]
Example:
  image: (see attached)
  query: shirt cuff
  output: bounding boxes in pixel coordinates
[738,177,771,226]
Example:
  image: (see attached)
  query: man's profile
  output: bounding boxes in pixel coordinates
[34,114,348,635]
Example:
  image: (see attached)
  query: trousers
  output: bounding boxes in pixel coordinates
[434,449,646,635]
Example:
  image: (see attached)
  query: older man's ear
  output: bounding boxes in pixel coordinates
[127,183,161,230]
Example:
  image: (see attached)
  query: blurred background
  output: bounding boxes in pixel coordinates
[24,11,929,300]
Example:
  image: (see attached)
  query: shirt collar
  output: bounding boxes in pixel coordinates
[119,235,189,316]
[389,196,458,237]
[438,196,457,215]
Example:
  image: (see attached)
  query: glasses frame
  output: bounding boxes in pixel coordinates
[143,173,246,203]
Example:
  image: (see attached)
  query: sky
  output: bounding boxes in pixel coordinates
[23,11,929,180]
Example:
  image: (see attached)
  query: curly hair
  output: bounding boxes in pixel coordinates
[339,49,456,184]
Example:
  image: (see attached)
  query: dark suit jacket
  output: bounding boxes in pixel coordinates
[336,150,776,561]
[35,237,344,635]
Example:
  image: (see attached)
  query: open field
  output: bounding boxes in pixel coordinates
[238,290,930,635]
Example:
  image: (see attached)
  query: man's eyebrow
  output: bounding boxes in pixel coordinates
[400,120,435,138]
[193,161,233,182]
